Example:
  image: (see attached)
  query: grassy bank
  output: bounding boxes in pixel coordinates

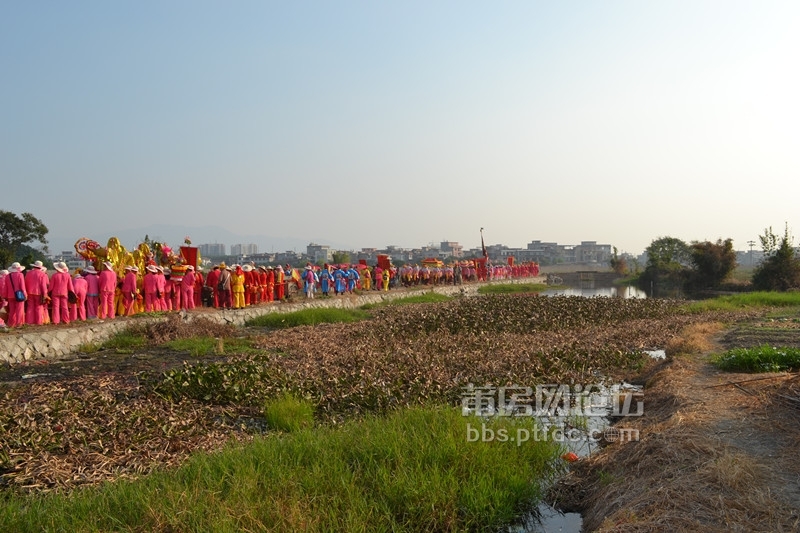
[359,291,451,309]
[246,307,370,328]
[477,283,550,295]
[1,407,562,532]
[683,291,800,312]
[712,345,800,372]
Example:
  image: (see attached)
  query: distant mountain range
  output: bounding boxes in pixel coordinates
[48,224,351,257]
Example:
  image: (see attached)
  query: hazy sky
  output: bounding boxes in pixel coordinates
[3,1,799,255]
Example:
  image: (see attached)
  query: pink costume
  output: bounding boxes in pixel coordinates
[121,269,138,316]
[143,269,159,312]
[49,270,74,324]
[70,275,88,321]
[181,269,196,310]
[2,268,26,327]
[170,278,181,311]
[98,267,117,319]
[84,271,99,319]
[156,271,167,311]
[0,272,6,327]
[25,266,50,325]
[162,278,174,311]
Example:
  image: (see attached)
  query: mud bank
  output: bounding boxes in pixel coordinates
[550,351,800,532]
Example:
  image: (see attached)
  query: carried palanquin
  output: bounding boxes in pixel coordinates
[74,237,199,278]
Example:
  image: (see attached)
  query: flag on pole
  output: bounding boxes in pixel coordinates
[480,228,488,259]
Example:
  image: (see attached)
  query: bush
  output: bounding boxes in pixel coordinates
[264,394,315,432]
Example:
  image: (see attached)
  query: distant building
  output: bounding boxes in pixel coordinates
[231,243,258,256]
[199,243,226,257]
[575,241,612,263]
[274,250,302,265]
[307,243,333,263]
[52,251,89,271]
[493,240,613,265]
[439,241,463,258]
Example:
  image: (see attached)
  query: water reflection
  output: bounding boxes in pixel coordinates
[542,285,647,299]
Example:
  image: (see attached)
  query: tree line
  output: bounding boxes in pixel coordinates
[635,225,800,296]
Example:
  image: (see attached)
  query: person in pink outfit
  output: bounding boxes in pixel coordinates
[83,265,100,319]
[121,266,139,316]
[143,265,159,312]
[98,261,117,320]
[0,269,7,328]
[25,260,50,325]
[155,266,167,311]
[49,262,75,325]
[181,265,196,310]
[2,263,27,327]
[70,271,88,321]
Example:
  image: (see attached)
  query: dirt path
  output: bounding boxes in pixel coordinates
[554,318,800,532]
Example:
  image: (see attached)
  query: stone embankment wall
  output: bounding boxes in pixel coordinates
[1,281,528,364]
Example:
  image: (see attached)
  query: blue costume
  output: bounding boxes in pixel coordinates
[346,267,360,293]
[319,268,332,295]
[333,268,347,295]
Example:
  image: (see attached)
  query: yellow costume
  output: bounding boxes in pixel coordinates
[232,269,246,309]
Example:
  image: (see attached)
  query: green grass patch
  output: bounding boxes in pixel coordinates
[101,330,146,353]
[162,336,257,356]
[264,393,315,432]
[711,345,800,372]
[0,407,563,532]
[477,283,550,295]
[360,292,451,309]
[684,291,800,313]
[246,307,370,328]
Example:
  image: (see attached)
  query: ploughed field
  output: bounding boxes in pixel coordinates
[0,294,741,493]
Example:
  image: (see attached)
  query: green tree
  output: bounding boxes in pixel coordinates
[0,210,49,268]
[752,225,800,291]
[688,238,737,289]
[609,246,628,275]
[638,236,691,296]
[332,251,351,265]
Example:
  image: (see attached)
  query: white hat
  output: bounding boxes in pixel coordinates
[186,265,195,271]
[83,265,98,274]
[0,269,8,276]
[156,265,164,273]
[30,260,46,270]
[146,265,158,273]
[103,261,114,270]
[242,264,252,272]
[54,262,69,273]
[9,262,25,273]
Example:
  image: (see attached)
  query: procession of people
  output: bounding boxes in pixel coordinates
[0,257,540,329]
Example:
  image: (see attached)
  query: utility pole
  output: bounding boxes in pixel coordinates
[747,240,755,266]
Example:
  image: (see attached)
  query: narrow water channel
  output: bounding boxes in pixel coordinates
[510,378,649,532]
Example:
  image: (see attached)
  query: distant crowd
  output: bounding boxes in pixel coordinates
[0,259,540,328]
